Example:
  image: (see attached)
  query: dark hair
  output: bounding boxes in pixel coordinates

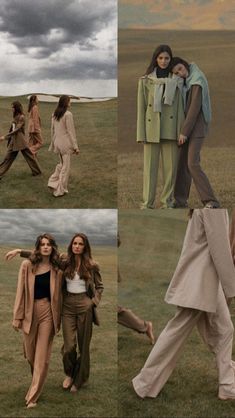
[53,95,70,121]
[145,44,173,75]
[169,57,190,73]
[12,101,24,117]
[28,95,38,113]
[64,233,99,280]
[29,233,59,270]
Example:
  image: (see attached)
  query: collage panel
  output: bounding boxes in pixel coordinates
[118,208,235,417]
[0,0,117,209]
[118,1,235,210]
[0,209,117,417]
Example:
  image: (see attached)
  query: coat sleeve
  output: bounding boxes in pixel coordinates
[230,209,235,265]
[91,268,104,307]
[136,78,147,142]
[65,112,79,150]
[202,209,235,297]
[20,250,32,258]
[181,85,202,138]
[5,115,25,139]
[12,261,27,328]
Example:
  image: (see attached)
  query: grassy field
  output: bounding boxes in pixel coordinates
[0,245,117,417]
[0,96,117,208]
[118,29,235,208]
[118,209,235,418]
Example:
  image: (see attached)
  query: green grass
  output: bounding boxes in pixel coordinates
[0,245,117,417]
[0,96,117,208]
[118,29,235,208]
[118,209,235,418]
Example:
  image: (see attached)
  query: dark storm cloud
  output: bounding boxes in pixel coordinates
[0,0,116,55]
[0,209,117,246]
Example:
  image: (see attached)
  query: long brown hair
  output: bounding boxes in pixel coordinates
[53,95,70,121]
[29,233,59,270]
[64,233,99,280]
[28,95,38,112]
[12,101,24,118]
[145,44,173,76]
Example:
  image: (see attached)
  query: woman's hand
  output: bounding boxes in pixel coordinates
[5,249,21,261]
[0,135,5,141]
[178,134,187,146]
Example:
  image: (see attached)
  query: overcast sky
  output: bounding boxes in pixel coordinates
[0,209,117,246]
[0,0,117,97]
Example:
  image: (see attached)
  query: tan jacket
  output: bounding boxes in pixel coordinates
[165,209,235,313]
[5,114,28,151]
[28,105,41,133]
[230,209,235,265]
[181,85,208,138]
[13,260,63,334]
[49,110,78,155]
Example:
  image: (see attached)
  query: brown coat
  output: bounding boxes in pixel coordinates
[5,114,28,151]
[28,105,41,133]
[181,85,208,138]
[165,209,235,313]
[13,260,63,334]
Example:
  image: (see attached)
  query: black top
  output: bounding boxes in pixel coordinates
[34,270,51,300]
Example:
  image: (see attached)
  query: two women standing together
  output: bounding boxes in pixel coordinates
[0,95,79,197]
[137,44,220,209]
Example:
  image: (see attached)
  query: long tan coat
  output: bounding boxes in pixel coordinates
[49,110,78,155]
[165,209,235,313]
[28,105,41,133]
[13,260,63,334]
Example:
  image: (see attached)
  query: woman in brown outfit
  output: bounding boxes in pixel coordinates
[27,95,43,157]
[12,234,63,408]
[170,57,220,208]
[0,101,41,178]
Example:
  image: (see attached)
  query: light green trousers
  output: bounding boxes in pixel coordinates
[142,140,179,209]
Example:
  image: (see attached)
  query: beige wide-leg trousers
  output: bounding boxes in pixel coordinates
[48,153,71,197]
[23,298,54,405]
[118,306,148,333]
[132,286,234,398]
[142,140,179,209]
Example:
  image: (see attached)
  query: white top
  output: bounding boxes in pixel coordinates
[66,273,86,293]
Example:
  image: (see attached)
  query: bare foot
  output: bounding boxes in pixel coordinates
[62,375,73,389]
[27,402,37,409]
[70,384,78,393]
[146,321,155,344]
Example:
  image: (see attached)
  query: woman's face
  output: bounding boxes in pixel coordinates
[172,63,189,79]
[39,238,52,256]
[156,52,171,69]
[72,236,85,255]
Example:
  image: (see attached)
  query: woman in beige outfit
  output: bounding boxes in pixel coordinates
[27,95,43,157]
[48,95,79,197]
[12,234,63,408]
[133,209,235,401]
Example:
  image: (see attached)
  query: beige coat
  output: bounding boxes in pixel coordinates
[28,105,41,133]
[49,110,78,155]
[13,260,63,334]
[165,209,235,313]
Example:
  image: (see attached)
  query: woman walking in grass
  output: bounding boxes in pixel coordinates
[137,44,185,209]
[48,95,79,197]
[27,95,43,157]
[170,57,220,208]
[7,233,104,394]
[133,209,235,401]
[0,101,41,178]
[12,234,63,408]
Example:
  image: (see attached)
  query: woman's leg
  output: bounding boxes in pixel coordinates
[61,293,79,381]
[173,141,191,207]
[187,137,219,205]
[0,150,18,177]
[72,295,93,389]
[142,143,161,209]
[48,153,71,197]
[132,307,203,398]
[24,299,54,405]
[28,132,43,156]
[118,306,148,333]
[21,148,42,175]
[160,140,179,208]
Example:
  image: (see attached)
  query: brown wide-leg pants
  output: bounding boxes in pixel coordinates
[132,285,234,398]
[174,137,219,206]
[23,298,54,405]
[0,148,41,177]
[28,132,43,156]
[61,292,93,389]
[118,306,148,333]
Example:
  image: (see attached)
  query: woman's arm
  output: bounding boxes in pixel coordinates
[65,112,79,153]
[5,249,32,261]
[180,85,202,139]
[12,261,27,330]
[137,77,147,142]
[91,269,104,306]
[4,115,25,140]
